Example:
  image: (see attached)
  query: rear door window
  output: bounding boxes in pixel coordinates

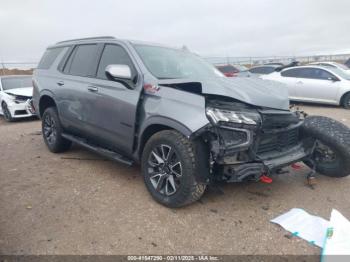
[249,66,275,74]
[63,44,98,77]
[96,44,135,80]
[37,48,64,69]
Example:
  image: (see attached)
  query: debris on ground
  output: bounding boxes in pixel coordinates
[322,209,350,258]
[271,208,328,247]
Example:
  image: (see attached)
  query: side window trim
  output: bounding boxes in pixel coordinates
[61,43,100,77]
[62,45,78,74]
[57,45,74,72]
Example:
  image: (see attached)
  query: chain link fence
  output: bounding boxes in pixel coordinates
[1,53,350,73]
[204,53,350,67]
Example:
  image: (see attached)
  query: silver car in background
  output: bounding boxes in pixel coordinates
[262,65,350,108]
[309,61,350,74]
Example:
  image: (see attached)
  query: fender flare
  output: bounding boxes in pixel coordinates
[134,116,194,161]
[140,116,193,138]
[37,90,57,117]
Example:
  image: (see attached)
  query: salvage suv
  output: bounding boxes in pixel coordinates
[33,36,350,207]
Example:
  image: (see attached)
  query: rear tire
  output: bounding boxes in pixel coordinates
[141,130,207,207]
[301,116,350,177]
[42,107,72,153]
[2,102,14,122]
[342,93,350,109]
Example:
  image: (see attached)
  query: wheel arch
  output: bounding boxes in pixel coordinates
[340,91,350,106]
[39,95,57,118]
[135,117,194,161]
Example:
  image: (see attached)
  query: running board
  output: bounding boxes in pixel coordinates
[62,133,133,166]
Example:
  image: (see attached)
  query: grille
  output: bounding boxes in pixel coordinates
[257,127,299,155]
[15,110,27,115]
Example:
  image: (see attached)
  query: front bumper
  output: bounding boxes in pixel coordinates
[6,99,36,118]
[221,141,314,182]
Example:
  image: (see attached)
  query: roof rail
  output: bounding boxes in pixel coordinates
[56,36,116,44]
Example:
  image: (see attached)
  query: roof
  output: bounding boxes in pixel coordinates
[56,36,116,44]
[51,36,180,50]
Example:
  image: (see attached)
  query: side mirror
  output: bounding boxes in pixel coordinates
[105,64,132,80]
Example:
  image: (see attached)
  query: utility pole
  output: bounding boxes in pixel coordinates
[1,60,5,76]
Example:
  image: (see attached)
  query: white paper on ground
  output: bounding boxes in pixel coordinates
[322,209,350,258]
[271,208,328,247]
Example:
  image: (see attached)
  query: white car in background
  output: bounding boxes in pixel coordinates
[309,61,350,74]
[0,75,35,122]
[262,66,350,109]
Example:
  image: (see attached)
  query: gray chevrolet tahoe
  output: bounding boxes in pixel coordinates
[33,36,350,207]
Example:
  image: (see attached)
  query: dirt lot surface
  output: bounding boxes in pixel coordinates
[0,104,349,256]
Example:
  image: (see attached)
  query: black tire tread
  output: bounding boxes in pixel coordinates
[2,102,14,122]
[142,130,206,207]
[302,116,350,177]
[42,107,72,153]
[342,93,350,109]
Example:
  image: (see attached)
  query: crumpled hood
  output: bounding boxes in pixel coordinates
[5,87,33,98]
[158,76,289,110]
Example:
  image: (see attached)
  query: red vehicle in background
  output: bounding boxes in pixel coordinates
[215,64,248,77]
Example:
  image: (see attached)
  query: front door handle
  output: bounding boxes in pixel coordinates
[296,81,303,84]
[87,86,99,92]
[57,81,64,86]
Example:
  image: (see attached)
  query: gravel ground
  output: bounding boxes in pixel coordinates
[0,104,349,256]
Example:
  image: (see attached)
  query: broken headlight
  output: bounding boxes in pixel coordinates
[6,93,28,104]
[206,107,260,126]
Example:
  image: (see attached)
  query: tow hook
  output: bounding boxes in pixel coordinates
[260,174,273,184]
[291,163,302,170]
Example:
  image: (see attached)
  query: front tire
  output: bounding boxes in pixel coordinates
[2,102,14,122]
[301,116,350,177]
[342,93,350,109]
[42,107,72,153]
[141,130,207,207]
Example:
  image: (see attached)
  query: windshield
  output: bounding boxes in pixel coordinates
[1,77,32,90]
[329,68,350,80]
[333,62,350,70]
[134,44,224,79]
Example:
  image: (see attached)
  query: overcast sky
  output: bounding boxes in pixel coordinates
[1,0,350,62]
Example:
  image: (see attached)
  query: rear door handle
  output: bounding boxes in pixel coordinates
[57,81,64,86]
[87,85,99,92]
[296,81,303,84]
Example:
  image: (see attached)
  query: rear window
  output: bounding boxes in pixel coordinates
[1,77,32,90]
[37,48,64,69]
[249,66,275,74]
[63,44,98,77]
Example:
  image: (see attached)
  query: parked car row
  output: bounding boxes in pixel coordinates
[218,60,350,109]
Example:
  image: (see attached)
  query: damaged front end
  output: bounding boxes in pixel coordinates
[199,96,315,183]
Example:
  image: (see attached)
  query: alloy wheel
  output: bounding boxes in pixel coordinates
[43,113,57,145]
[147,144,182,196]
